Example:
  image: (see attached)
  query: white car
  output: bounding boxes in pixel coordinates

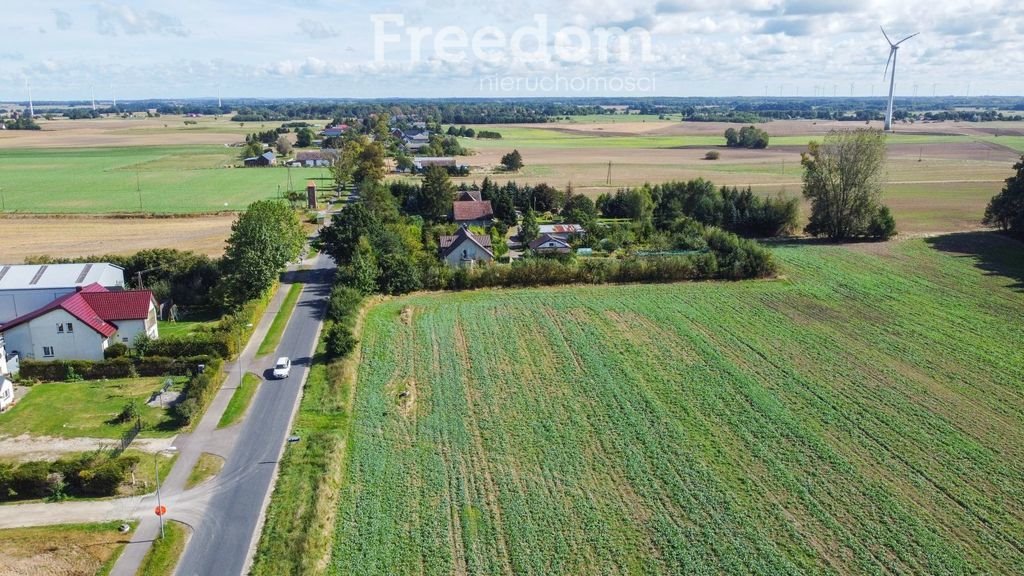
[272,357,291,379]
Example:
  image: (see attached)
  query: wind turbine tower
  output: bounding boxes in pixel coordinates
[882,26,919,132]
[26,79,34,117]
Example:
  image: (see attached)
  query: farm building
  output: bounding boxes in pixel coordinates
[528,234,572,254]
[322,124,350,138]
[295,150,336,167]
[244,151,276,167]
[538,224,586,239]
[413,157,456,170]
[452,200,494,227]
[439,226,494,267]
[0,263,126,324]
[404,132,430,149]
[0,283,158,362]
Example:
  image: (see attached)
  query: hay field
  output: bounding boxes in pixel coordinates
[331,234,1024,575]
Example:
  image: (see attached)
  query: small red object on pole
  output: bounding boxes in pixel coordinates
[155,505,167,516]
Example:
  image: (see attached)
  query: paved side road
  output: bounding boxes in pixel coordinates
[173,254,333,576]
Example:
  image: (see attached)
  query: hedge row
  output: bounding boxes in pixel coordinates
[0,452,140,502]
[170,358,225,426]
[143,334,232,359]
[324,286,363,359]
[448,240,775,291]
[19,356,214,383]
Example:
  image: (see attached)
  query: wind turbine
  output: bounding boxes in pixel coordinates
[25,79,34,117]
[882,26,919,131]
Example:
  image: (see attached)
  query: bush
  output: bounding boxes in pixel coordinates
[144,334,231,358]
[705,151,720,160]
[104,343,129,359]
[325,323,358,359]
[867,205,897,240]
[326,286,363,326]
[9,461,50,500]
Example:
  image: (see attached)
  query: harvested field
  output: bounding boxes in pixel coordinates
[331,235,1024,575]
[0,214,234,262]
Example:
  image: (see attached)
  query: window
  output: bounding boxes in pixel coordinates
[123,337,129,343]
[43,346,54,358]
[66,322,73,333]
[56,323,64,333]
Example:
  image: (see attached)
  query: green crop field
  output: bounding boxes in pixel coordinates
[330,234,1024,575]
[0,146,318,213]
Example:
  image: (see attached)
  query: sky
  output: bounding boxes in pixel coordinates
[1,0,1023,101]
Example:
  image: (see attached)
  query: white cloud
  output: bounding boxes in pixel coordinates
[95,2,190,37]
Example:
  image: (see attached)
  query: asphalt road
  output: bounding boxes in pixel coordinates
[175,253,334,576]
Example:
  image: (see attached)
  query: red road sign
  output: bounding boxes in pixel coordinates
[155,505,167,516]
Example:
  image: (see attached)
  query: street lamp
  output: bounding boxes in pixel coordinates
[237,323,254,388]
[154,446,178,539]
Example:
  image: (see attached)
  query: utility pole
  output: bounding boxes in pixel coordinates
[606,161,612,186]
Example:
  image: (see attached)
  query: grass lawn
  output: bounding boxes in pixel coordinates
[0,521,134,575]
[257,282,304,357]
[218,372,261,429]
[137,520,189,576]
[327,234,1024,575]
[158,319,218,339]
[185,452,225,489]
[0,377,183,439]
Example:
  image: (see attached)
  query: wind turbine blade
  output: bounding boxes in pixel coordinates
[883,48,894,81]
[895,32,920,46]
[881,26,894,46]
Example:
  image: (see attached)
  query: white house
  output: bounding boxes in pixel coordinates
[0,377,12,411]
[439,226,494,267]
[0,263,126,324]
[0,283,158,362]
[528,234,572,254]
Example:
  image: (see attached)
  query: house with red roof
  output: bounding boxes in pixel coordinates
[452,200,494,227]
[0,283,158,362]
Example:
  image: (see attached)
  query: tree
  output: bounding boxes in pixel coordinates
[501,150,524,172]
[295,127,314,148]
[354,141,387,186]
[724,126,769,149]
[418,166,454,223]
[802,129,893,240]
[983,156,1024,238]
[220,201,304,307]
[520,209,539,242]
[319,203,380,265]
[275,135,293,156]
[561,192,597,225]
[240,141,263,160]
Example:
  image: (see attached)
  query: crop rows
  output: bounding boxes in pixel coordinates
[330,236,1024,575]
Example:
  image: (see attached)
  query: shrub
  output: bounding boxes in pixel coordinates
[104,343,129,359]
[9,461,51,500]
[144,334,231,358]
[867,205,897,240]
[111,400,140,424]
[327,286,363,326]
[705,151,720,160]
[325,323,358,359]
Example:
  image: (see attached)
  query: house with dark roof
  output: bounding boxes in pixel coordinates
[452,200,494,227]
[0,283,158,362]
[244,151,276,167]
[439,226,494,267]
[528,234,572,254]
[455,189,483,202]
